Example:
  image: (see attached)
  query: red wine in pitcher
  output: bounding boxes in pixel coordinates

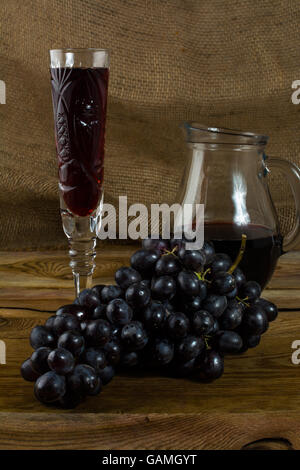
[50,67,109,217]
[204,223,283,288]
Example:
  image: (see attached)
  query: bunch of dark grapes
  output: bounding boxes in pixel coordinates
[21,302,115,408]
[21,236,278,407]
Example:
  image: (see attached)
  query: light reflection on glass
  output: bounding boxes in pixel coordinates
[232,173,250,225]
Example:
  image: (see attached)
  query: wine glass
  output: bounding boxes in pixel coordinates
[49,48,109,296]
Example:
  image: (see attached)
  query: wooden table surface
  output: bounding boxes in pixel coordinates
[0,246,300,450]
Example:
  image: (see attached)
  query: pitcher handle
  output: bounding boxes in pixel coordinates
[267,157,300,251]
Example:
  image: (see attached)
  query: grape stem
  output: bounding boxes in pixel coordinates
[163,246,178,257]
[204,335,211,350]
[195,268,211,283]
[236,295,250,307]
[228,234,247,274]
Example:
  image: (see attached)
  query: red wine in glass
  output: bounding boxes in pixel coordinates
[51,67,109,217]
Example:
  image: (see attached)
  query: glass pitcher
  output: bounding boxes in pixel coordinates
[175,123,300,289]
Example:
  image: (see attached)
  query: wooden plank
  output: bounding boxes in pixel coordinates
[0,411,299,450]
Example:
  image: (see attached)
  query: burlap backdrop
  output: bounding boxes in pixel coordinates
[1,0,299,250]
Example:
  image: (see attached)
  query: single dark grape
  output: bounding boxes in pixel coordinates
[85,319,112,347]
[191,310,215,335]
[76,288,100,311]
[121,321,148,351]
[130,249,159,278]
[91,304,107,320]
[155,254,181,277]
[101,285,124,304]
[151,276,176,301]
[211,271,236,295]
[213,331,243,355]
[219,300,243,330]
[57,331,85,357]
[48,348,75,375]
[82,348,107,371]
[34,371,66,403]
[52,314,81,337]
[178,249,206,272]
[106,298,133,325]
[115,266,142,290]
[202,294,227,318]
[233,267,246,288]
[142,237,170,254]
[104,339,122,366]
[197,350,224,380]
[120,351,139,368]
[150,338,174,366]
[72,364,101,396]
[181,283,207,312]
[202,241,215,264]
[56,304,89,323]
[45,315,56,330]
[30,325,56,350]
[240,281,261,301]
[142,301,166,331]
[98,365,115,385]
[177,271,200,297]
[209,253,232,275]
[166,312,190,339]
[91,284,106,298]
[31,347,52,375]
[242,305,268,335]
[20,358,40,382]
[256,298,278,322]
[125,282,151,309]
[176,335,204,362]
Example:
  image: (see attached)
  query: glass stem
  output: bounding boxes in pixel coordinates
[60,191,103,299]
[73,272,93,297]
[69,238,97,298]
